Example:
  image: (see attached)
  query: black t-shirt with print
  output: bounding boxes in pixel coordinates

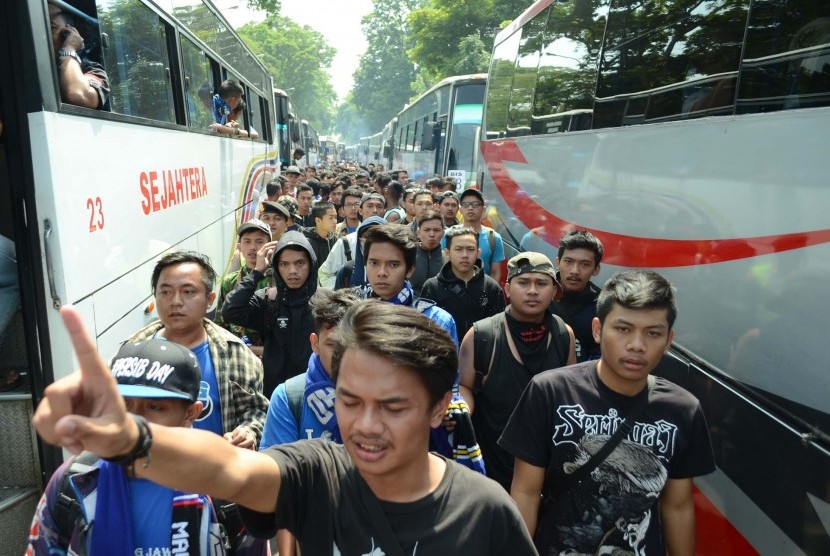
[499,361,715,556]
[239,440,536,555]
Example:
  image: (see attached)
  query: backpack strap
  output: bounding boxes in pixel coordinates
[343,236,352,262]
[548,375,656,500]
[284,373,306,438]
[472,314,501,394]
[481,226,496,264]
[550,313,571,366]
[53,451,101,548]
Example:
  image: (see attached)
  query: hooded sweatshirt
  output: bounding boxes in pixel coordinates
[421,259,506,338]
[222,231,318,396]
[301,226,337,279]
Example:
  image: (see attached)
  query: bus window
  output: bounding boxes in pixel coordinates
[594,0,748,128]
[531,1,606,135]
[98,0,177,123]
[738,1,830,113]
[245,88,264,140]
[485,29,521,139]
[507,7,547,137]
[180,37,213,131]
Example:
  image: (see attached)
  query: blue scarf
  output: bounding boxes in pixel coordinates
[363,280,415,306]
[304,353,341,443]
[430,386,487,475]
[212,94,230,125]
[91,461,206,556]
[91,461,135,556]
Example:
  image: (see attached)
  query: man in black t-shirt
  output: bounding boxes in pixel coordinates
[35,302,536,555]
[500,269,716,555]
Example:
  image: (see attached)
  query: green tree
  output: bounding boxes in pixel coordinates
[351,0,425,134]
[334,93,372,144]
[408,0,534,77]
[238,16,336,131]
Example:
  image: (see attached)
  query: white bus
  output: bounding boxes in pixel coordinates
[480,1,830,553]
[0,0,277,548]
[388,74,485,187]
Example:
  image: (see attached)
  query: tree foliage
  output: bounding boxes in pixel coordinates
[333,93,373,144]
[351,0,425,135]
[238,16,336,131]
[244,0,281,17]
[407,0,534,78]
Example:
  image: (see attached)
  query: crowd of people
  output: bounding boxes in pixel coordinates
[28,159,715,555]
[0,1,731,553]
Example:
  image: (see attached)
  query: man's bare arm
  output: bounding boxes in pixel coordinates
[457,326,477,414]
[511,457,546,537]
[33,306,281,513]
[660,478,696,556]
[489,264,502,285]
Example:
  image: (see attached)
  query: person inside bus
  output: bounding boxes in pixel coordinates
[48,2,110,110]
[210,79,257,139]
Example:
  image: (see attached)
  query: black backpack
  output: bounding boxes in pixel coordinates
[472,312,570,393]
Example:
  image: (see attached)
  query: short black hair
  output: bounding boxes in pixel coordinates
[342,187,363,202]
[309,289,360,333]
[330,300,456,408]
[296,183,314,196]
[363,224,417,271]
[151,251,216,296]
[558,229,604,265]
[311,201,336,222]
[444,225,477,249]
[217,80,243,99]
[597,269,677,329]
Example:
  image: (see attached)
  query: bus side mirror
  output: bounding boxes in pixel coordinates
[421,121,437,151]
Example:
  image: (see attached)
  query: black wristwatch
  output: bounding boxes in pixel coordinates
[57,48,82,67]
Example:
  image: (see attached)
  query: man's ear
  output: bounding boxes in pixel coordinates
[207,291,216,308]
[310,332,320,355]
[430,390,453,428]
[406,264,416,279]
[592,317,602,343]
[185,401,204,426]
[592,264,601,277]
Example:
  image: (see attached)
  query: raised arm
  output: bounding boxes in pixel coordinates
[34,306,281,513]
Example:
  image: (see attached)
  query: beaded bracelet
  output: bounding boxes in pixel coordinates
[103,413,153,476]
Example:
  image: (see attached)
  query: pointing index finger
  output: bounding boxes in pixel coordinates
[60,305,111,382]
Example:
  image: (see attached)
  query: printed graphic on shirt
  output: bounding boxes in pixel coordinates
[307,387,336,425]
[333,537,419,556]
[548,404,678,555]
[197,381,214,421]
[552,404,678,462]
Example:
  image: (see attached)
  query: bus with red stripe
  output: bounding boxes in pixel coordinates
[479,0,830,553]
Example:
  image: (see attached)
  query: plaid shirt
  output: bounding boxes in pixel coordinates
[124,319,269,447]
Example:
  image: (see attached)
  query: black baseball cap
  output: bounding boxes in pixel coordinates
[260,201,291,220]
[111,339,201,402]
[459,188,484,203]
[237,218,272,239]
